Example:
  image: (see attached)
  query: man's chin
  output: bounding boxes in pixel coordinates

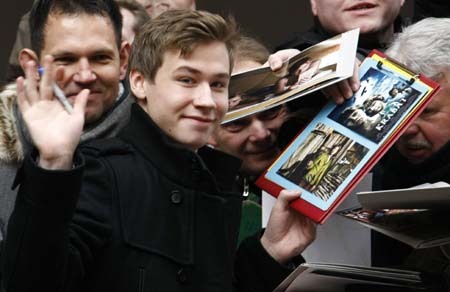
[398,149,430,164]
[240,161,272,177]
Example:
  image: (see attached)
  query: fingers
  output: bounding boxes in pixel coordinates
[23,60,40,104]
[276,189,301,208]
[337,79,354,100]
[16,77,29,113]
[39,55,55,100]
[323,85,344,105]
[73,89,90,116]
[267,49,300,75]
[349,60,361,92]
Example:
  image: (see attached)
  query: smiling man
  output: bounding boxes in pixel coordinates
[2,9,316,292]
[0,0,132,252]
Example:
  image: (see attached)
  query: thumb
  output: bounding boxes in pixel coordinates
[267,54,283,72]
[276,189,301,208]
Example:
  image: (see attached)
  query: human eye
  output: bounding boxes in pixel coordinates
[91,54,112,64]
[211,80,228,90]
[258,106,282,121]
[221,119,249,132]
[421,106,436,117]
[178,76,196,85]
[53,56,76,65]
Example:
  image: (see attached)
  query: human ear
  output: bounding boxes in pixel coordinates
[129,69,148,106]
[119,41,131,80]
[19,49,39,75]
[310,0,318,16]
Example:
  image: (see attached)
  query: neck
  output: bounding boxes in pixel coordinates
[359,25,395,50]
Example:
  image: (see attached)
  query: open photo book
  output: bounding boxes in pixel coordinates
[337,182,450,249]
[256,50,440,224]
[222,28,359,123]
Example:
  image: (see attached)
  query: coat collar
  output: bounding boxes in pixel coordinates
[118,103,241,192]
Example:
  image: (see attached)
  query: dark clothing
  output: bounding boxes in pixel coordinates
[371,143,450,290]
[276,17,404,59]
[2,104,294,292]
[413,0,450,22]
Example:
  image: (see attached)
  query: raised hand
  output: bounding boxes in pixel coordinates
[261,190,317,264]
[16,55,89,170]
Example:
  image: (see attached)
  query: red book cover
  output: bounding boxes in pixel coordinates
[256,49,440,224]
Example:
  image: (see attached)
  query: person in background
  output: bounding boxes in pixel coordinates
[135,0,153,15]
[0,0,132,274]
[210,36,318,243]
[134,0,195,17]
[277,0,405,57]
[117,0,150,44]
[371,17,450,291]
[4,0,150,83]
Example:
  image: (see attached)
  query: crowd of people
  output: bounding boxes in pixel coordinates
[1,0,450,291]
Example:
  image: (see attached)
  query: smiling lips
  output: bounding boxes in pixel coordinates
[186,115,215,124]
[346,2,377,11]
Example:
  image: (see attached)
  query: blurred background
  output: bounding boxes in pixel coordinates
[0,1,413,85]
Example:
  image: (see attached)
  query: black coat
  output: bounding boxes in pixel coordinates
[2,104,292,292]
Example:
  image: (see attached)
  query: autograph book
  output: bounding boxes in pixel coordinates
[223,28,359,123]
[256,50,440,224]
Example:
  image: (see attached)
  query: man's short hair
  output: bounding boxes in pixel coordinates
[234,35,270,65]
[386,17,450,80]
[29,0,123,57]
[129,9,239,81]
[116,0,150,35]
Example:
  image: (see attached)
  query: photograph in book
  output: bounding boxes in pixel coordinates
[223,28,359,123]
[328,67,420,143]
[256,51,438,221]
[276,123,369,202]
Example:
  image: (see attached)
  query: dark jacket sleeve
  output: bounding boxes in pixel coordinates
[234,231,305,292]
[1,151,113,292]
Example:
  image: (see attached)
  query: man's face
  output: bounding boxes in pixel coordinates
[211,59,287,176]
[213,107,286,175]
[132,41,230,151]
[41,14,128,123]
[396,74,450,164]
[310,0,404,35]
[152,0,196,17]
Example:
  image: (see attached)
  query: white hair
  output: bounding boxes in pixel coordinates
[386,17,450,80]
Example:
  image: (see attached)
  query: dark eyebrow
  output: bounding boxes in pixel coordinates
[175,66,230,79]
[52,48,115,58]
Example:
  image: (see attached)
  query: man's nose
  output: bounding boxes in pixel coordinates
[248,120,270,142]
[193,83,216,108]
[73,59,96,83]
[402,122,420,136]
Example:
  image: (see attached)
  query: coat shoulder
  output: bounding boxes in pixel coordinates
[0,83,23,162]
